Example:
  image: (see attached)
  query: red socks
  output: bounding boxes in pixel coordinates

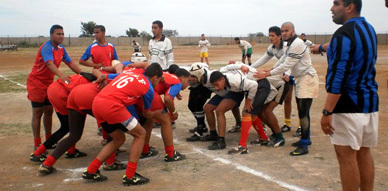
[126,162,137,178]
[43,155,56,167]
[252,117,268,140]
[143,144,150,154]
[239,116,252,147]
[67,145,76,155]
[165,145,174,157]
[33,144,46,157]
[105,152,116,166]
[34,137,41,147]
[87,158,103,174]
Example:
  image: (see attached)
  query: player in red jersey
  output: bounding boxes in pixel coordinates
[79,25,118,74]
[82,63,163,186]
[30,73,96,162]
[141,68,190,162]
[26,24,82,151]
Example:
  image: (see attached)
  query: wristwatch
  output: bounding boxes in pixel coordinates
[322,109,333,116]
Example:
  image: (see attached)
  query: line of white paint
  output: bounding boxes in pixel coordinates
[0,74,27,88]
[152,131,310,191]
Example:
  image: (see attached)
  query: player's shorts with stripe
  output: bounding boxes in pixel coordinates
[67,83,99,116]
[246,79,270,115]
[331,112,378,150]
[26,75,51,103]
[47,82,69,115]
[207,91,244,107]
[200,52,208,58]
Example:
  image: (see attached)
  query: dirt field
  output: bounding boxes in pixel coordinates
[0,44,387,191]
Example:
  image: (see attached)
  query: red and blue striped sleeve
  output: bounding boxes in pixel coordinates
[62,47,72,65]
[80,45,92,61]
[166,83,182,99]
[41,42,54,63]
[142,84,154,110]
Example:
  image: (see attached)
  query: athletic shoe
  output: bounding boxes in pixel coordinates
[291,140,312,147]
[165,150,186,162]
[290,146,309,156]
[38,164,56,175]
[171,122,176,130]
[153,122,161,128]
[30,153,46,163]
[123,173,149,186]
[140,147,159,159]
[103,159,126,171]
[267,137,285,147]
[101,139,107,146]
[228,146,248,154]
[201,134,218,142]
[189,126,208,133]
[117,147,126,153]
[293,127,301,137]
[82,170,108,182]
[46,143,57,150]
[281,125,291,132]
[227,125,241,133]
[65,149,87,159]
[186,132,203,142]
[97,127,103,136]
[250,139,269,146]
[208,140,226,150]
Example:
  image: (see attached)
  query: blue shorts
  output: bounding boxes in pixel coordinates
[207,91,244,108]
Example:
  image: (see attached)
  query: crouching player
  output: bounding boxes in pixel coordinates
[83,63,163,186]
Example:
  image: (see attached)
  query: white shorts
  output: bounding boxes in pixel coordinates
[330,112,378,150]
[294,73,319,99]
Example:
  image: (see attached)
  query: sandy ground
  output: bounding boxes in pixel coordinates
[0,44,387,191]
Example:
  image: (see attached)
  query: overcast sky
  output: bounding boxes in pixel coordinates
[0,0,387,37]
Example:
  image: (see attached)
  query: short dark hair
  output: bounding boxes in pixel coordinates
[50,25,63,34]
[210,71,225,84]
[342,0,362,14]
[168,64,180,74]
[234,37,240,41]
[132,40,136,43]
[174,68,190,77]
[94,25,106,32]
[268,26,281,36]
[144,63,163,78]
[301,33,306,36]
[152,20,163,28]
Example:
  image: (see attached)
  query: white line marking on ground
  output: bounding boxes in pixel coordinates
[63,178,83,183]
[152,132,310,191]
[0,74,27,88]
[32,183,44,187]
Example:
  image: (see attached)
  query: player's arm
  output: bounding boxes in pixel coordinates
[242,78,258,112]
[127,62,150,68]
[41,44,70,83]
[164,83,182,119]
[62,48,81,74]
[251,47,274,68]
[311,43,330,54]
[45,61,69,83]
[166,39,174,66]
[206,40,211,47]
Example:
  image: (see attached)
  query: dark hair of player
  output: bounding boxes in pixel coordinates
[94,25,106,32]
[168,64,179,74]
[144,63,163,78]
[174,68,190,77]
[50,25,63,34]
[269,26,281,36]
[342,0,362,14]
[152,20,163,28]
[210,71,225,84]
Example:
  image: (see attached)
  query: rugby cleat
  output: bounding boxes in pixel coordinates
[140,147,159,159]
[293,127,302,137]
[165,150,186,162]
[281,125,291,132]
[228,146,248,154]
[103,159,126,171]
[250,139,269,146]
[291,140,312,147]
[227,125,241,133]
[82,170,108,182]
[65,149,87,159]
[267,137,285,147]
[30,153,46,163]
[290,146,309,156]
[38,164,56,175]
[122,173,149,186]
[208,140,226,150]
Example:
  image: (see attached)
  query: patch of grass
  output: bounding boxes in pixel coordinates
[0,122,31,136]
[0,78,26,93]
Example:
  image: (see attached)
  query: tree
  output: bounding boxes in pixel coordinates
[163,29,179,37]
[256,32,265,37]
[140,31,152,41]
[80,21,96,37]
[126,28,139,37]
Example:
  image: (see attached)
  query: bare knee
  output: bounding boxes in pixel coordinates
[204,104,215,114]
[43,106,53,115]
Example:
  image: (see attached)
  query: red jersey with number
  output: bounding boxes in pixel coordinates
[155,72,182,99]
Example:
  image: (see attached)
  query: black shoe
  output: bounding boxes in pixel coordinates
[30,153,46,163]
[250,139,269,146]
[227,125,241,133]
[165,150,186,162]
[103,159,126,171]
[291,140,312,147]
[97,127,103,136]
[123,173,149,186]
[281,125,291,132]
[38,164,56,175]
[290,146,309,156]
[208,140,226,150]
[201,134,218,142]
[228,146,248,154]
[65,149,87,159]
[82,170,108,182]
[267,137,285,147]
[189,126,208,133]
[293,127,301,137]
[140,147,159,159]
[186,132,203,142]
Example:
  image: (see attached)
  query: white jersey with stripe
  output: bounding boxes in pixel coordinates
[202,68,228,96]
[224,70,258,100]
[251,42,285,68]
[149,35,174,70]
[270,37,316,77]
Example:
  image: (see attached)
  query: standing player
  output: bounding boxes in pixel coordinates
[198,34,211,65]
[83,63,163,185]
[300,33,315,48]
[321,1,378,190]
[149,20,174,70]
[255,22,319,156]
[79,25,118,74]
[132,40,141,52]
[26,24,81,151]
[234,37,253,66]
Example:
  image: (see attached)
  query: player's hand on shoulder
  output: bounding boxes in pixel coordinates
[61,76,70,84]
[176,93,182,100]
[241,65,249,74]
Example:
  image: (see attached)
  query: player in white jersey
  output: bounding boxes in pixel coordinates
[235,38,253,66]
[132,40,141,53]
[149,20,174,70]
[300,33,315,48]
[199,34,211,65]
[256,22,319,156]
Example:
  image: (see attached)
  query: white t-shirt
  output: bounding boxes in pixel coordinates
[149,35,174,70]
[199,39,211,52]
